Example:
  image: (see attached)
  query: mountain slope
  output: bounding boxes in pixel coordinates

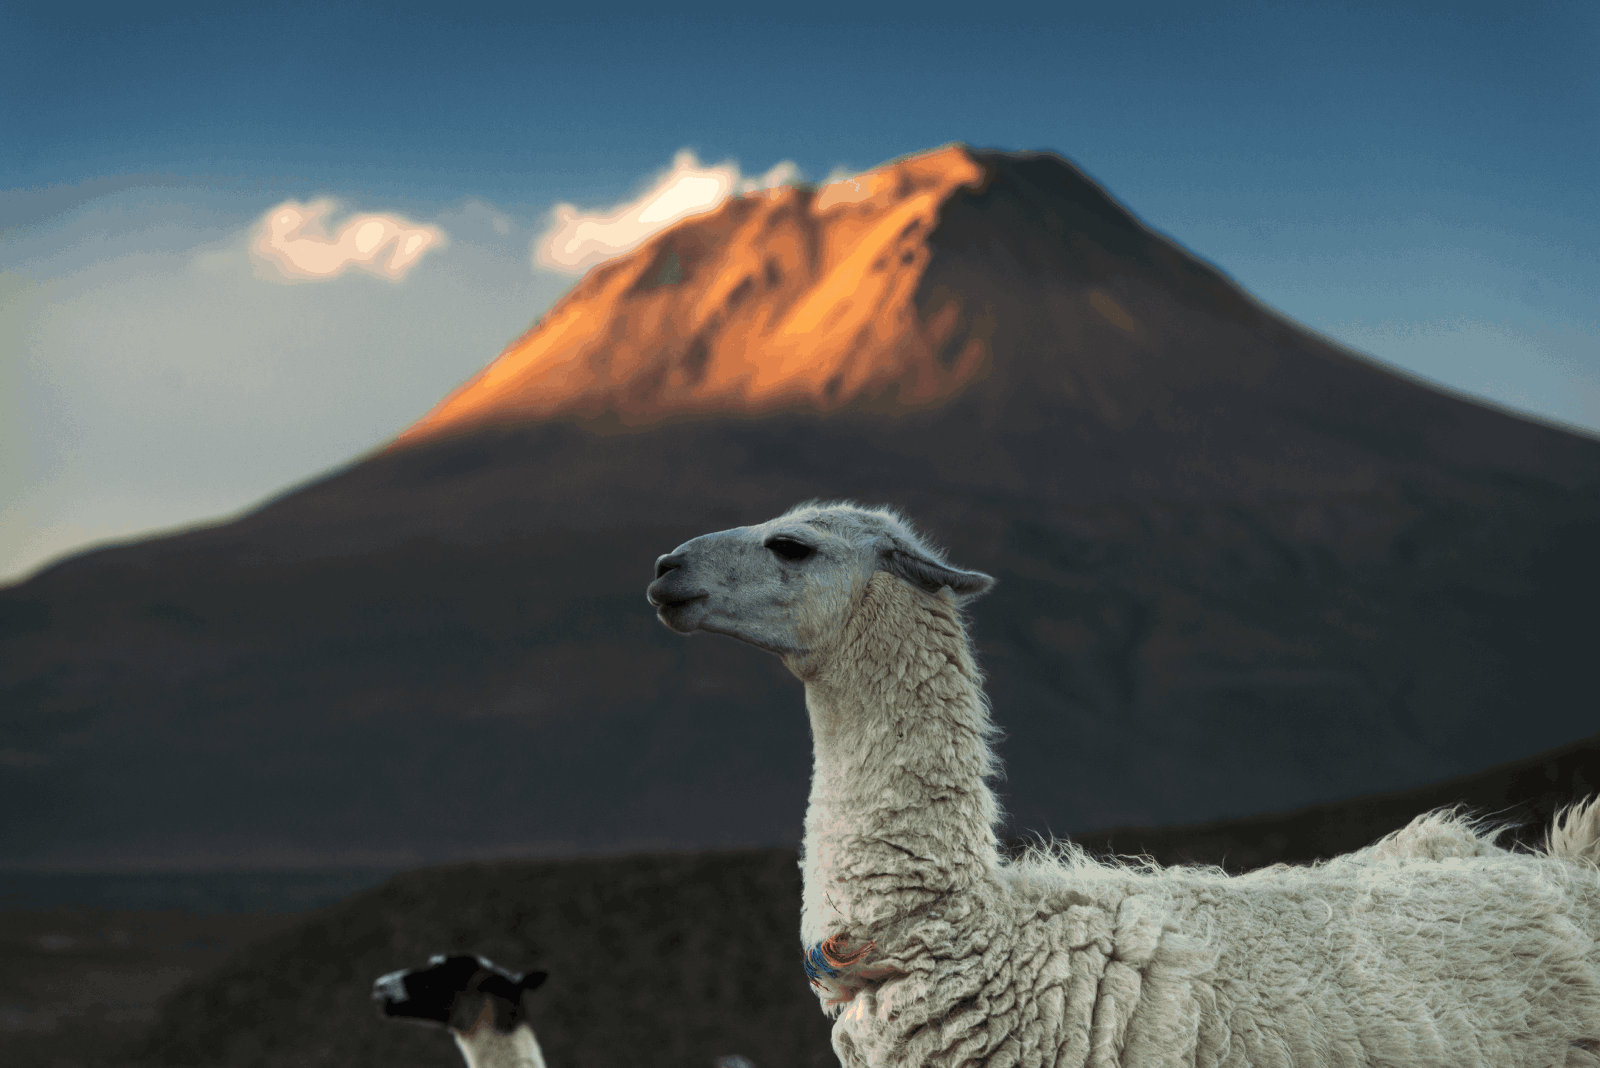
[2,145,1597,869]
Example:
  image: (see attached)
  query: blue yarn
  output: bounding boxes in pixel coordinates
[803,942,840,983]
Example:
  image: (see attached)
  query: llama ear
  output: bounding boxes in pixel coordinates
[882,548,996,602]
[510,971,549,1027]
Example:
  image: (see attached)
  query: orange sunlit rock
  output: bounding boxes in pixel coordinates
[395,145,992,445]
[535,150,802,275]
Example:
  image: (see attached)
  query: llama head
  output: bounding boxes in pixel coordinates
[647,501,993,677]
[373,953,548,1035]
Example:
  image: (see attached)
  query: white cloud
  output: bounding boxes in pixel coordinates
[535,151,802,275]
[251,200,445,282]
[1,188,571,584]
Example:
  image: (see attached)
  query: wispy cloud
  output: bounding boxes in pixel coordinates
[252,200,445,282]
[535,151,802,275]
[2,189,568,584]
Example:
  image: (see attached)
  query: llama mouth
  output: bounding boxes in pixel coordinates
[650,590,709,632]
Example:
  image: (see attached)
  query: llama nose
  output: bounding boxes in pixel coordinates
[648,553,698,609]
[372,969,410,1005]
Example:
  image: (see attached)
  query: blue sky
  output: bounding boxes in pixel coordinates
[3,1,1597,582]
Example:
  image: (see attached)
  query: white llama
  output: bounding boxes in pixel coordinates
[646,501,1600,1068]
[374,954,549,1068]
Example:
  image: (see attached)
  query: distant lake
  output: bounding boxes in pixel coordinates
[0,867,403,915]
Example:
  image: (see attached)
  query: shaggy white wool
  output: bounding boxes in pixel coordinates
[648,502,1600,1068]
[453,1004,547,1068]
[800,570,1600,1068]
[1551,799,1600,866]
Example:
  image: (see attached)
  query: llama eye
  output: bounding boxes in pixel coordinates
[766,538,814,561]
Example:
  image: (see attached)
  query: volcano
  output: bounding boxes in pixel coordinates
[3,145,1597,870]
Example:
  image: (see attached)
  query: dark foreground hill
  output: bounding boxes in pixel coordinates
[3,144,1599,870]
[126,849,833,1068]
[114,729,1600,1068]
[2,727,1595,1068]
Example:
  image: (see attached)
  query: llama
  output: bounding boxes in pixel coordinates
[646,501,1600,1068]
[374,954,549,1068]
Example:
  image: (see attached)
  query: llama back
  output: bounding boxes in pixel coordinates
[1327,806,1512,866]
[1547,796,1600,1021]
[1549,798,1600,867]
[1191,811,1600,1067]
[829,845,1600,1068]
[1214,855,1600,1067]
[1332,800,1600,869]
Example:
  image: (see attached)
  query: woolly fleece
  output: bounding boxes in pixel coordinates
[650,503,1600,1068]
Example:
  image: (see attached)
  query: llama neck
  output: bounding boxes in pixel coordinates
[798,571,1001,947]
[453,1023,547,1068]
